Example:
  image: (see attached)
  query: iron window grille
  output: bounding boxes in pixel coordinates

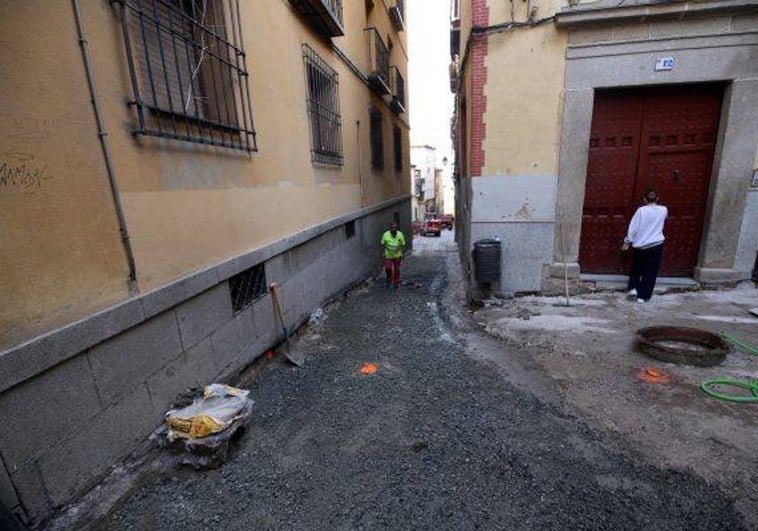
[389,66,405,114]
[302,44,343,166]
[414,177,424,198]
[345,220,356,239]
[229,263,267,313]
[114,0,257,152]
[365,28,390,95]
[393,125,402,172]
[370,106,384,170]
[389,0,405,31]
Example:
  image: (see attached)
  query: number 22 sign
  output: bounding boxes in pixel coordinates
[655,57,675,71]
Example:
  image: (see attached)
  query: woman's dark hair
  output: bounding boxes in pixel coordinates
[644,188,659,203]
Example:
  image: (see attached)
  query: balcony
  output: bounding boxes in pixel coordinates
[366,28,390,95]
[389,0,405,31]
[289,0,344,38]
[449,56,459,94]
[389,66,406,114]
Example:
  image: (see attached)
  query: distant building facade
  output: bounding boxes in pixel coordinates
[411,144,442,218]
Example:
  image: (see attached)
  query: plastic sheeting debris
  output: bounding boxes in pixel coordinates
[163,384,254,469]
[166,384,252,439]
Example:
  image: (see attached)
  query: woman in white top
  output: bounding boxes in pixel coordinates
[621,188,668,303]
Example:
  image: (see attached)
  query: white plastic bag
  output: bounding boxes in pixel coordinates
[165,384,253,439]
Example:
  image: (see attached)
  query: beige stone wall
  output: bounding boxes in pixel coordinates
[489,0,567,25]
[0,1,130,347]
[453,2,568,180]
[0,0,409,349]
[481,24,567,177]
[459,0,473,54]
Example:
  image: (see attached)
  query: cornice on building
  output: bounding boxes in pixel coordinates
[556,0,758,27]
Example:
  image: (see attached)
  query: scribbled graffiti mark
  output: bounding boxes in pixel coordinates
[0,153,52,194]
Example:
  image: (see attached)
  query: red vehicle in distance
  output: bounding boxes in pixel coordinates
[438,214,454,230]
[422,218,442,237]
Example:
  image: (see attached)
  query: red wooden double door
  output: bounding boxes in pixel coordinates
[579,84,723,277]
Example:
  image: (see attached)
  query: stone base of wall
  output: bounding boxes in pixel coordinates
[694,267,747,284]
[0,198,410,527]
[469,222,555,295]
[547,262,581,280]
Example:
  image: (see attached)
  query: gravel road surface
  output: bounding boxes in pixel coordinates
[99,235,745,530]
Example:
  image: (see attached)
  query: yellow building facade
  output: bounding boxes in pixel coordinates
[0,0,409,524]
[452,0,758,294]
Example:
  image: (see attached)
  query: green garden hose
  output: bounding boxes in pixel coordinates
[721,333,758,356]
[700,378,758,403]
[695,335,758,402]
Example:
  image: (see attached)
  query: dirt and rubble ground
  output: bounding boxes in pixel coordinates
[86,231,753,530]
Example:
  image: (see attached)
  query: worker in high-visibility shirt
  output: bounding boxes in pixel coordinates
[380,222,406,290]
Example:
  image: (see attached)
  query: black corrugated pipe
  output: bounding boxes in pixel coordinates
[72,0,138,294]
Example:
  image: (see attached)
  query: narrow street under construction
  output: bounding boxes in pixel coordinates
[57,233,750,530]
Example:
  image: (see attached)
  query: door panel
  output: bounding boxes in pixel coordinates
[635,85,722,276]
[579,84,722,277]
[579,93,644,274]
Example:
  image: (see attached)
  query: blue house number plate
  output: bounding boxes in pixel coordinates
[655,57,675,71]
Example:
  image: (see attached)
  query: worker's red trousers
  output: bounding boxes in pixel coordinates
[383,258,402,287]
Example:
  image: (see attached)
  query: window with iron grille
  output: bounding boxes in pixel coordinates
[345,220,356,239]
[393,125,402,172]
[114,0,257,152]
[370,107,384,170]
[229,263,267,313]
[302,44,343,166]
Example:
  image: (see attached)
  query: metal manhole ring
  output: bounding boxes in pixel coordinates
[635,326,730,367]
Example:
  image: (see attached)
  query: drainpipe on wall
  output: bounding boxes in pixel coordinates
[72,0,138,294]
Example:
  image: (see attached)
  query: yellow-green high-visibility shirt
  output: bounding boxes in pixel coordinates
[381,230,406,259]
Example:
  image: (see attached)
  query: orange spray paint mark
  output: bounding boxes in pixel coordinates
[360,363,379,375]
[633,367,671,383]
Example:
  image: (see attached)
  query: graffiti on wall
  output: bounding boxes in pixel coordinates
[0,152,52,194]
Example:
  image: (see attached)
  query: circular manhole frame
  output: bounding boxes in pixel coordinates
[635,326,730,367]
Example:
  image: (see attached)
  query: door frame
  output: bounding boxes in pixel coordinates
[553,31,758,283]
[578,84,724,277]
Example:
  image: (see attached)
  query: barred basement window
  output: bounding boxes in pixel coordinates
[114,0,257,151]
[345,220,356,239]
[302,44,343,166]
[393,125,402,172]
[229,263,267,313]
[370,106,384,170]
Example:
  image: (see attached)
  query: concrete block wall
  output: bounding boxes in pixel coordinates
[468,174,557,294]
[0,198,410,527]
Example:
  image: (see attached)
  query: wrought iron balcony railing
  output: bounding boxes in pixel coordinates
[365,28,390,95]
[390,66,405,114]
[389,0,405,31]
[289,0,344,38]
